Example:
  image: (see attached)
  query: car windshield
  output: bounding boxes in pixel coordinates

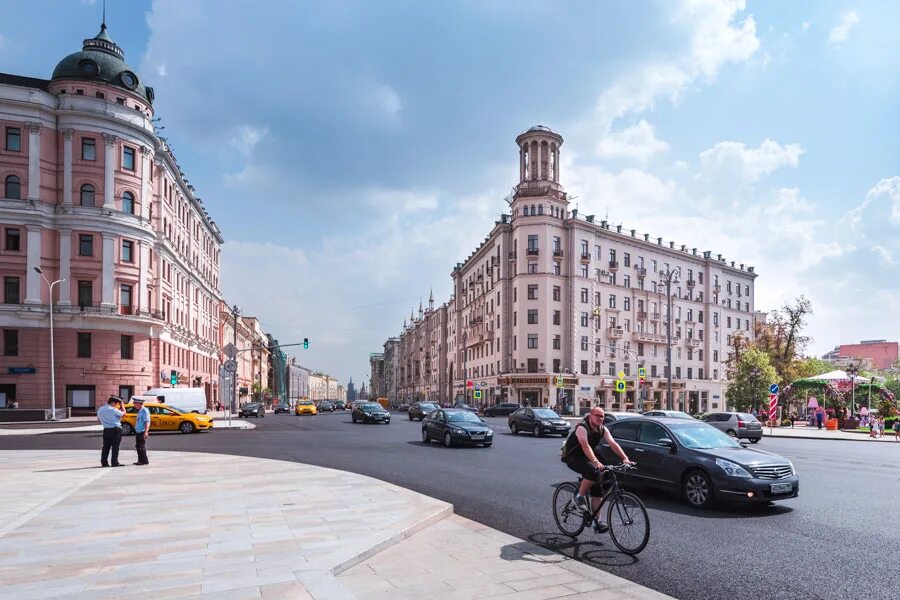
[362,403,382,410]
[670,424,741,449]
[533,409,560,419]
[299,401,313,406]
[420,403,437,410]
[448,411,483,423]
[245,403,260,408]
[667,411,693,419]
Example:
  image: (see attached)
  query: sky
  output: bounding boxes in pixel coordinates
[3,0,898,386]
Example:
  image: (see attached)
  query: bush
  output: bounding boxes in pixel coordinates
[886,417,897,429]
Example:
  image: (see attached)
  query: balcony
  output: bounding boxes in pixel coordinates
[608,261,619,271]
[508,251,517,260]
[713,284,721,293]
[580,253,591,263]
[553,249,564,258]
[607,327,624,339]
[650,312,661,320]
[637,311,648,320]
[526,248,539,257]
[686,279,696,288]
[635,267,646,277]
[685,338,701,348]
[633,330,664,343]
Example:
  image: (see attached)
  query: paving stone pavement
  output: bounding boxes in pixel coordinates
[0,450,671,599]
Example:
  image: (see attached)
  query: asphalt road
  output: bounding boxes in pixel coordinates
[3,412,897,600]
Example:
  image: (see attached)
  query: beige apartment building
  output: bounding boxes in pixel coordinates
[383,126,758,415]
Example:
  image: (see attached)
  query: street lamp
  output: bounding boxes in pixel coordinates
[229,304,240,422]
[846,363,859,418]
[658,267,681,410]
[34,267,65,421]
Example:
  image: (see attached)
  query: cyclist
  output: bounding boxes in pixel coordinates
[561,406,633,533]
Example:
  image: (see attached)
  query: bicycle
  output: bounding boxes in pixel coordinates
[552,463,650,555]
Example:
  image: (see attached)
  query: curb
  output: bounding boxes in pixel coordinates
[764,432,898,443]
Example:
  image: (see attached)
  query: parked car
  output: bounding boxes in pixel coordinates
[701,412,763,442]
[122,402,213,435]
[317,401,334,412]
[599,416,798,509]
[142,387,208,414]
[508,407,570,437]
[238,402,265,418]
[274,403,292,414]
[642,410,695,420]
[453,403,478,412]
[602,411,640,425]
[483,402,521,417]
[408,401,438,421]
[332,400,346,411]
[352,402,391,424]
[397,403,411,412]
[422,409,493,447]
[295,400,318,416]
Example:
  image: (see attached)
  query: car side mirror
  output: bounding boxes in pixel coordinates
[658,438,675,449]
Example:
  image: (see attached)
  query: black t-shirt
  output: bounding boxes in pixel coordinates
[563,416,605,461]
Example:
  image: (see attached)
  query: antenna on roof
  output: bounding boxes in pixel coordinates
[102,0,107,28]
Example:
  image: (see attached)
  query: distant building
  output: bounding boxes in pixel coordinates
[370,353,385,399]
[346,378,357,403]
[285,357,310,406]
[823,340,898,370]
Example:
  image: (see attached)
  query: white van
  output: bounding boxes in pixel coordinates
[142,388,208,414]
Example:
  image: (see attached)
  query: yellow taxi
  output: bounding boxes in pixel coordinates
[121,402,214,434]
[295,400,318,416]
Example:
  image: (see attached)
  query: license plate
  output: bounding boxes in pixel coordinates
[471,434,485,439]
[770,482,792,494]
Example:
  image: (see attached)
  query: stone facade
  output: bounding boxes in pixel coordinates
[380,126,760,415]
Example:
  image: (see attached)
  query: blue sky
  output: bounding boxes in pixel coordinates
[3,0,898,384]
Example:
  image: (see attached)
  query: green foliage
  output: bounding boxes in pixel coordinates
[884,378,900,400]
[795,357,834,379]
[725,348,778,412]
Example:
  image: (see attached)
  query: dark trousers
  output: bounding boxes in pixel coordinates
[135,430,149,464]
[101,427,122,466]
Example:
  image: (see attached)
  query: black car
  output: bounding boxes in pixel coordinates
[599,417,799,509]
[397,403,411,412]
[483,402,521,417]
[332,400,346,411]
[239,402,265,418]
[453,403,478,413]
[352,402,391,424]
[317,401,334,412]
[422,409,493,447]
[274,403,291,414]
[408,401,438,421]
[508,407,570,437]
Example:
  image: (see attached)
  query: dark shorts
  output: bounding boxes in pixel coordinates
[565,454,605,494]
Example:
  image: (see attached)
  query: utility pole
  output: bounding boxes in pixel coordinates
[229,305,240,420]
[659,267,680,410]
[35,268,64,421]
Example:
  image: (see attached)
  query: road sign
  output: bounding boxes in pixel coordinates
[555,375,564,388]
[638,367,646,377]
[768,393,778,420]
[466,380,473,388]
[618,371,626,380]
[224,360,237,373]
[615,380,627,393]
[223,343,238,359]
[769,383,780,395]
[480,381,486,389]
[473,390,482,400]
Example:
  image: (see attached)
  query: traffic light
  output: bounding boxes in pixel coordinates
[303,338,309,349]
[170,370,178,386]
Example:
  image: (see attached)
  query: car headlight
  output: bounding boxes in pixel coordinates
[541,420,553,426]
[715,458,752,478]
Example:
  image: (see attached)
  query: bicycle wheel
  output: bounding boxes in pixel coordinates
[553,482,588,537]
[606,491,650,555]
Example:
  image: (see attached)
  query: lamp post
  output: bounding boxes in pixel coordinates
[846,363,859,418]
[229,304,240,423]
[658,267,681,410]
[34,267,65,421]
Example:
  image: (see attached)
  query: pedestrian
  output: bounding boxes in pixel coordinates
[132,397,150,465]
[96,396,126,467]
[878,416,885,439]
[815,407,824,430]
[893,419,899,441]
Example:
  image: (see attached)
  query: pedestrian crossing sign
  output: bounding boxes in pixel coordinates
[473,390,482,399]
[638,367,646,377]
[615,380,626,393]
[555,376,564,387]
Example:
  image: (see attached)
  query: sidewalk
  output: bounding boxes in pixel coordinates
[0,450,672,600]
[0,417,254,436]
[763,425,899,443]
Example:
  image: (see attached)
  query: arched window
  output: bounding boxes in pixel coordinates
[523,205,529,216]
[122,191,135,214]
[80,184,95,206]
[531,204,536,216]
[5,175,20,200]
[538,205,544,215]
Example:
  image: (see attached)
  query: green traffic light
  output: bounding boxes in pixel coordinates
[303,338,309,349]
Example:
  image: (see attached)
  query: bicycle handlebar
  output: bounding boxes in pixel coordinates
[603,463,637,473]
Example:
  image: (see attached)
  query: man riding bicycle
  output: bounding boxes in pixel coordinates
[562,406,633,533]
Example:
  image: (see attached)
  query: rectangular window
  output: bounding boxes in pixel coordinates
[580,240,589,255]
[528,262,538,274]
[553,310,561,325]
[553,262,561,276]
[553,335,561,350]
[623,297,631,311]
[2,329,18,356]
[5,127,21,151]
[77,332,91,358]
[581,360,588,375]
[608,295,616,309]
[527,235,538,251]
[609,362,616,376]
[623,275,630,288]
[553,286,561,301]
[553,236,561,251]
[79,234,93,256]
[527,309,538,324]
[527,284,538,300]
[120,335,133,359]
[687,368,693,380]
[623,253,631,267]
[651,365,658,377]
[581,336,589,351]
[580,288,588,303]
[123,146,136,170]
[580,312,588,327]
[121,240,134,263]
[120,284,133,315]
[553,358,561,372]
[527,334,538,349]
[3,277,20,304]
[527,358,538,373]
[4,228,20,251]
[676,366,682,379]
[727,316,732,328]
[78,280,92,308]
[82,137,96,160]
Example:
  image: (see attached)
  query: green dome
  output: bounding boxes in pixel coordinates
[51,24,154,105]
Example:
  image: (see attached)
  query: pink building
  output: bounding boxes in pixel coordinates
[826,341,899,371]
[0,23,223,414]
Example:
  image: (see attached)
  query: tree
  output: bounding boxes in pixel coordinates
[725,348,778,412]
[749,296,814,386]
[794,357,834,379]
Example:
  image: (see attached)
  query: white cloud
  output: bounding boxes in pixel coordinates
[596,0,759,128]
[596,120,669,163]
[155,63,167,77]
[365,81,403,123]
[801,21,811,31]
[698,139,804,182]
[829,10,859,45]
[368,189,439,212]
[229,125,268,158]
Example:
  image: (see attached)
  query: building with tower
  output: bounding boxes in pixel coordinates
[346,377,357,403]
[379,126,760,415]
[0,20,224,413]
